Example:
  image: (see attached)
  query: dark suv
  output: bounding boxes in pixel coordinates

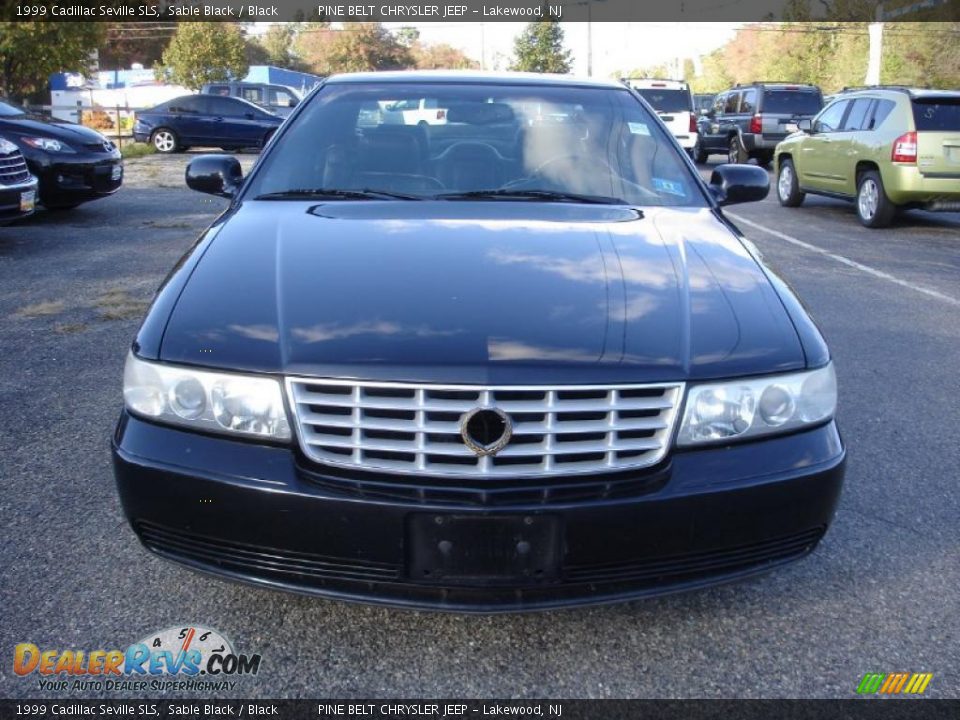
[697,83,824,167]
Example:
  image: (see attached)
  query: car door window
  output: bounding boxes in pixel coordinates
[712,93,726,115]
[168,96,204,114]
[843,98,873,131]
[867,99,896,130]
[724,92,741,114]
[814,100,849,133]
[740,89,757,114]
[208,97,243,117]
[241,87,263,104]
[269,88,296,108]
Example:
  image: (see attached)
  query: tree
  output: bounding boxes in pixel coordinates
[0,22,103,101]
[258,22,300,69]
[99,20,175,70]
[299,23,412,75]
[412,42,479,70]
[155,22,248,90]
[509,19,572,74]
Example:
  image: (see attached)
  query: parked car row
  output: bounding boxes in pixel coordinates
[0,98,122,215]
[775,86,960,227]
[631,79,959,229]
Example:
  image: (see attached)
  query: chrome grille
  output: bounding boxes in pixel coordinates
[286,379,684,477]
[0,151,30,186]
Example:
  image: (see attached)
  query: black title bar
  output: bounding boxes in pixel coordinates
[3,0,959,22]
[3,700,960,720]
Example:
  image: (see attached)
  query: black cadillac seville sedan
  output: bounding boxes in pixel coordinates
[113,72,845,612]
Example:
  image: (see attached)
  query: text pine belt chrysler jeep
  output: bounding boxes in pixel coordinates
[113,72,845,612]
[776,86,960,228]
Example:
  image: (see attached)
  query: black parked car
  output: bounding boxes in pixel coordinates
[113,71,844,612]
[0,135,38,224]
[133,95,285,154]
[697,82,824,167]
[0,99,122,210]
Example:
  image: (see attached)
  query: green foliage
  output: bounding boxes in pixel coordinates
[297,23,412,75]
[0,21,103,100]
[155,22,248,91]
[258,23,301,69]
[685,22,959,94]
[510,19,572,74]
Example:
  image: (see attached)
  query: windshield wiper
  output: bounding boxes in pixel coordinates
[434,189,627,205]
[254,188,423,201]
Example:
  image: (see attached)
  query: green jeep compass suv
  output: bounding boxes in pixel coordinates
[775,87,960,228]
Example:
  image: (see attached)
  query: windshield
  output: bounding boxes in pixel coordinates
[634,89,692,114]
[0,100,26,117]
[246,82,704,207]
[762,90,822,115]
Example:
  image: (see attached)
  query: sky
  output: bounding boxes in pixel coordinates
[383,22,742,77]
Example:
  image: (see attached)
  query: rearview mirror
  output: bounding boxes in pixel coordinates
[708,164,770,206]
[186,154,243,198]
[797,118,812,132]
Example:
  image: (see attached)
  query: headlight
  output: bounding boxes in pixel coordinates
[0,137,18,154]
[22,137,75,153]
[123,353,291,441]
[677,363,836,446]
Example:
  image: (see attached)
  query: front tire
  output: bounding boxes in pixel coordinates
[856,170,896,228]
[777,159,805,207]
[151,128,179,154]
[693,137,708,164]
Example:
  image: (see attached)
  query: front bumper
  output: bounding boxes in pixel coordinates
[0,176,38,224]
[113,413,845,612]
[24,150,122,206]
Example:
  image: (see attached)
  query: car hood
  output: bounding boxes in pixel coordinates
[158,201,804,383]
[0,114,108,144]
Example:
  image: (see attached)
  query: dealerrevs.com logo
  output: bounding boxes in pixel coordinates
[14,625,262,692]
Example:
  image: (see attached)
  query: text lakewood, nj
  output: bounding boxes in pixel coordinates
[318,4,562,17]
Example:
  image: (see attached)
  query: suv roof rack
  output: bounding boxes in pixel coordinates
[839,85,919,94]
[734,82,818,88]
[622,77,687,84]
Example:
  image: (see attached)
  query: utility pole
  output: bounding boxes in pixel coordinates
[868,0,950,84]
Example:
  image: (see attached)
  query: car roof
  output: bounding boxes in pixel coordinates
[839,86,960,100]
[162,94,269,111]
[624,78,689,89]
[325,70,626,89]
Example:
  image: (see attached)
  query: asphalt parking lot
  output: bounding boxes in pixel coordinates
[1,150,958,699]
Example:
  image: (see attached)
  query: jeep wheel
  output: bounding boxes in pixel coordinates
[856,170,896,228]
[777,159,805,207]
[728,136,745,164]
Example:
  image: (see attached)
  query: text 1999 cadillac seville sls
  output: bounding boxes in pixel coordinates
[112,72,845,612]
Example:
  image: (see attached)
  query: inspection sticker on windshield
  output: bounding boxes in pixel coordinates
[652,178,686,197]
[628,122,650,136]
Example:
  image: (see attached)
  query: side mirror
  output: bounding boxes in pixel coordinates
[186,154,243,198]
[708,164,770,206]
[798,118,812,132]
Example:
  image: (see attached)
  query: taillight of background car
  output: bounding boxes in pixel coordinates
[891,131,917,163]
[689,114,698,133]
[750,114,763,134]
